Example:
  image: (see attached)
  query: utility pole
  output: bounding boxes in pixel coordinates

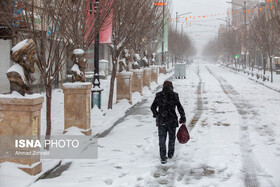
[162,0,165,66]
[154,1,168,65]
[217,17,230,63]
[181,23,183,38]
[176,12,178,35]
[175,11,191,63]
[226,1,247,68]
[244,1,247,68]
[92,0,100,88]
[91,0,103,109]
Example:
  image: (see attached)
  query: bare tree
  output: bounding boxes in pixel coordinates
[203,29,242,67]
[64,0,113,50]
[250,12,279,82]
[24,0,75,139]
[1,1,81,139]
[107,0,168,109]
[169,28,196,62]
[128,1,164,54]
[1,0,114,139]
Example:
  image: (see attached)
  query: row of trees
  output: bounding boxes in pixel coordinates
[107,0,166,109]
[203,2,280,83]
[169,28,196,64]
[1,0,114,139]
[0,0,199,138]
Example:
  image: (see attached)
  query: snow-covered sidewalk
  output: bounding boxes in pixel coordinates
[40,71,174,137]
[0,69,173,187]
[29,61,280,186]
[1,60,280,187]
[222,64,280,93]
[26,64,200,187]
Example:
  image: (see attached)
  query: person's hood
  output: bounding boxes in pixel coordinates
[163,85,173,93]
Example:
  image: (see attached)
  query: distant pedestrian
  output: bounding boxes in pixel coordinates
[151,80,186,164]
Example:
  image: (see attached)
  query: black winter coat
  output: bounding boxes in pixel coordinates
[151,85,186,127]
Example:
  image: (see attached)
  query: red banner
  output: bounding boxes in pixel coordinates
[85,0,113,44]
[99,11,113,44]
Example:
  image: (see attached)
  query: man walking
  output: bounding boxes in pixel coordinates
[151,80,186,164]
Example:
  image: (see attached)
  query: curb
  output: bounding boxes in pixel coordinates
[96,72,174,138]
[220,65,280,93]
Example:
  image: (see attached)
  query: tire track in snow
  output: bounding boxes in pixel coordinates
[188,65,204,131]
[206,66,274,187]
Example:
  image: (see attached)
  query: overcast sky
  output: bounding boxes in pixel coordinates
[171,0,231,53]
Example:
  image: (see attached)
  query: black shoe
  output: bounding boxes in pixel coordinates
[168,153,174,159]
[161,158,167,164]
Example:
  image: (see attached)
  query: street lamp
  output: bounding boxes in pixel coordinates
[217,18,230,32]
[154,1,167,66]
[175,11,191,63]
[217,18,231,64]
[176,12,191,34]
[91,0,103,109]
[161,1,166,66]
[227,1,247,68]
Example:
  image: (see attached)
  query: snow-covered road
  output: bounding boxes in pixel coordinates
[30,60,280,187]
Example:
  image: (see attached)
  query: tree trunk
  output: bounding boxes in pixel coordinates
[235,57,237,71]
[60,69,63,88]
[45,82,52,149]
[263,54,266,81]
[251,52,254,71]
[270,56,273,83]
[108,52,118,109]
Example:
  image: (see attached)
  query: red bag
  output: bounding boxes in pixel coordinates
[177,124,190,144]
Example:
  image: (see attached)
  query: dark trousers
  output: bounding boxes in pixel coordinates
[158,126,176,159]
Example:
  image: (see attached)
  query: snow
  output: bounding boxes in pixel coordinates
[71,64,82,76]
[119,58,126,63]
[223,64,280,92]
[150,65,159,68]
[62,82,92,89]
[2,59,280,186]
[132,69,143,73]
[64,127,87,136]
[11,39,28,53]
[99,71,105,76]
[134,54,141,61]
[7,63,26,84]
[142,57,148,63]
[92,86,103,91]
[0,160,61,187]
[94,79,99,84]
[73,49,85,55]
[0,91,42,99]
[85,74,94,79]
[22,10,40,19]
[119,71,133,76]
[99,59,108,63]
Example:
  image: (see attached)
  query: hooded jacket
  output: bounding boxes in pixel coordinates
[151,85,186,127]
